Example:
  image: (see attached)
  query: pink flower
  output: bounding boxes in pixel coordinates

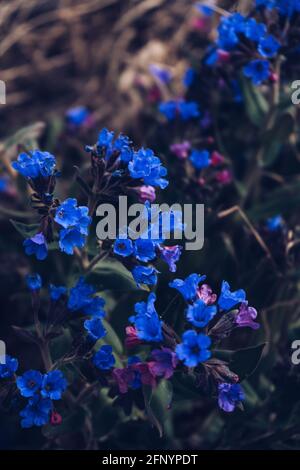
[215,169,232,185]
[170,141,191,160]
[197,284,217,305]
[211,151,225,167]
[138,185,156,203]
[125,326,142,349]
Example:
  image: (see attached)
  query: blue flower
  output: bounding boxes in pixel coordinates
[190,149,211,170]
[12,150,56,179]
[55,198,91,235]
[49,284,67,301]
[134,239,157,262]
[66,106,90,126]
[169,273,206,302]
[97,128,115,150]
[41,370,67,400]
[23,233,48,260]
[20,395,52,428]
[176,330,211,367]
[266,214,284,231]
[132,265,158,287]
[26,273,42,291]
[244,18,267,42]
[183,68,195,88]
[93,345,115,370]
[256,0,300,17]
[58,227,86,254]
[16,370,43,397]
[128,148,168,189]
[114,238,134,257]
[178,101,200,120]
[84,317,106,341]
[129,293,163,342]
[83,296,106,317]
[159,101,178,120]
[186,299,217,328]
[218,281,246,311]
[258,35,280,58]
[218,383,245,412]
[217,13,245,50]
[68,277,105,316]
[243,60,270,85]
[0,355,18,379]
[149,64,172,84]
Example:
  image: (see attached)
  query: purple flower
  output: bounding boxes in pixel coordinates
[137,185,156,203]
[236,302,260,330]
[149,64,172,84]
[159,245,182,272]
[197,284,217,305]
[149,348,178,379]
[23,233,48,261]
[218,383,245,412]
[170,141,191,159]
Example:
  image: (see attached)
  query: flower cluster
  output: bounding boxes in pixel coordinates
[111,200,183,287]
[205,4,300,86]
[0,356,67,428]
[116,273,260,413]
[85,128,168,192]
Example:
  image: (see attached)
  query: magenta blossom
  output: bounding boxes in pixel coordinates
[236,302,260,330]
[197,284,217,305]
[149,348,178,379]
[216,169,232,185]
[138,185,156,203]
[211,151,225,167]
[125,326,142,349]
[170,141,191,159]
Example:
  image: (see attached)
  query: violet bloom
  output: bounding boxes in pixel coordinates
[197,284,217,305]
[236,302,260,330]
[218,383,245,412]
[170,141,191,159]
[138,185,156,203]
[149,348,178,379]
[159,245,182,272]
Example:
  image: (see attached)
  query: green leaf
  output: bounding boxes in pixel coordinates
[94,318,123,356]
[229,343,266,381]
[10,219,39,238]
[241,76,269,127]
[260,112,295,167]
[248,181,300,221]
[143,380,173,438]
[3,122,45,152]
[86,259,139,292]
